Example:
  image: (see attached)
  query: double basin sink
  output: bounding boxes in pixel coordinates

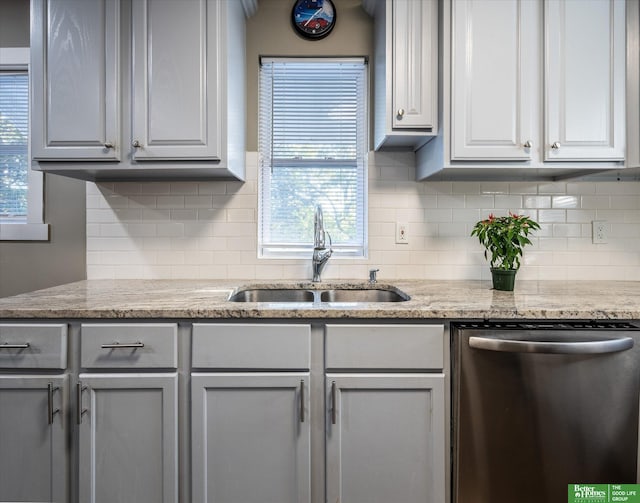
[228,285,410,303]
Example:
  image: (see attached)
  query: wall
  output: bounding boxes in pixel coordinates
[86,151,640,282]
[85,0,640,283]
[245,0,373,151]
[0,0,86,297]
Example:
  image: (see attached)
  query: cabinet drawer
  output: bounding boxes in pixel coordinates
[81,324,177,369]
[192,324,311,370]
[325,324,444,370]
[0,324,67,369]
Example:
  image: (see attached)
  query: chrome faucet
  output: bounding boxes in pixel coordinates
[312,205,333,282]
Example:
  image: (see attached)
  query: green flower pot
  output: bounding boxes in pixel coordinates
[491,268,517,291]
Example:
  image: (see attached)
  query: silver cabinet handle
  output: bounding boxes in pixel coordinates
[132,140,141,148]
[76,382,87,425]
[469,335,634,354]
[523,140,532,148]
[47,382,60,425]
[299,380,305,423]
[0,342,30,349]
[551,142,561,149]
[397,108,405,118]
[104,142,114,149]
[101,342,144,349]
[331,381,337,425]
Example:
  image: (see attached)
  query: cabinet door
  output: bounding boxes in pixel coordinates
[192,373,311,503]
[130,0,220,161]
[545,0,625,161]
[326,373,445,503]
[0,375,67,503]
[78,373,178,503]
[451,0,537,160]
[30,0,120,160]
[391,0,437,130]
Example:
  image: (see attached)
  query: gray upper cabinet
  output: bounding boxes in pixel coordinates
[416,0,626,181]
[31,0,120,161]
[363,0,438,150]
[30,0,256,181]
[129,0,220,162]
[544,0,625,162]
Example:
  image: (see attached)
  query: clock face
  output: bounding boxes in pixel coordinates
[292,0,336,40]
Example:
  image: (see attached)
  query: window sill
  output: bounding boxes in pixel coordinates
[0,222,49,241]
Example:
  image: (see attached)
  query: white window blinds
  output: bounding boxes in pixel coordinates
[0,71,29,219]
[259,58,367,258]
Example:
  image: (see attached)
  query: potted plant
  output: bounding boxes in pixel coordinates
[471,212,540,291]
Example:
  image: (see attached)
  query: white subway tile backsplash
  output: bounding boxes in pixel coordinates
[524,196,551,209]
[610,196,640,210]
[552,223,582,238]
[566,209,596,223]
[185,195,214,208]
[85,152,640,281]
[480,182,509,194]
[538,209,566,223]
[157,196,185,208]
[425,209,453,223]
[465,195,494,209]
[494,195,523,209]
[140,182,170,194]
[581,195,610,209]
[170,182,199,194]
[437,194,465,209]
[538,182,566,194]
[551,195,579,208]
[508,182,538,194]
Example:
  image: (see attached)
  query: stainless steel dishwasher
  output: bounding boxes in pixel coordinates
[452,321,640,503]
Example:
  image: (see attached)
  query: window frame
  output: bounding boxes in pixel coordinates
[258,57,369,260]
[0,47,48,241]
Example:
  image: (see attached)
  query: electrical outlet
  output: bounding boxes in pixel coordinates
[592,220,607,244]
[396,222,409,244]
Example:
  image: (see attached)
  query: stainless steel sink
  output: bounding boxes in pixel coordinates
[227,286,410,303]
[320,288,409,303]
[227,288,315,303]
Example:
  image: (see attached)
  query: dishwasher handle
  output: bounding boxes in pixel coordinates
[468,335,634,354]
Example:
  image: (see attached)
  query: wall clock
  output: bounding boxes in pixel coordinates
[291,0,336,40]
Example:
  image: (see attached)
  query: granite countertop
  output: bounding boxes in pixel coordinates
[0,279,638,320]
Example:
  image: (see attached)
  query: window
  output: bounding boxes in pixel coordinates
[0,47,47,241]
[258,58,367,258]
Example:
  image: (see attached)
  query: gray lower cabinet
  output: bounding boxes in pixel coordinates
[191,373,311,503]
[0,375,68,503]
[78,322,179,503]
[77,373,178,503]
[325,373,445,503]
[191,323,312,503]
[324,324,447,503]
[0,323,68,503]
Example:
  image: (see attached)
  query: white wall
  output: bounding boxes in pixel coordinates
[86,151,640,282]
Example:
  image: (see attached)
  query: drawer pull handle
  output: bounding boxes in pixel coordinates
[77,382,88,425]
[331,381,337,425]
[47,382,60,425]
[299,380,305,423]
[0,342,30,349]
[101,342,145,349]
